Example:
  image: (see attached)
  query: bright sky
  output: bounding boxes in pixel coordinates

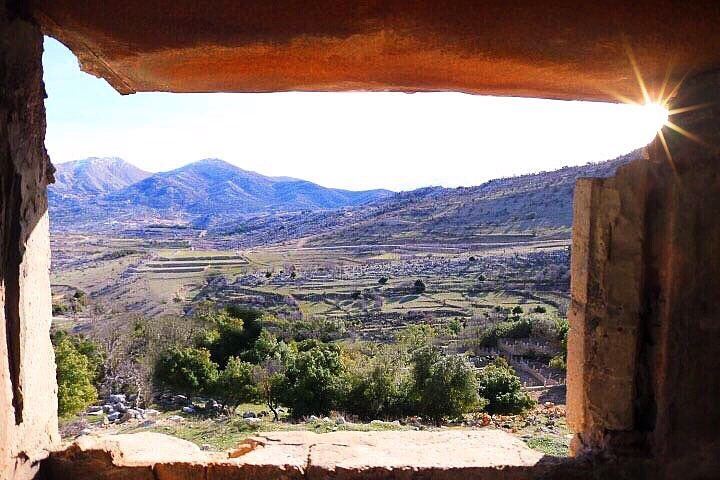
[43,37,665,192]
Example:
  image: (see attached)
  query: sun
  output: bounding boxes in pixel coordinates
[614,43,716,173]
[642,102,669,132]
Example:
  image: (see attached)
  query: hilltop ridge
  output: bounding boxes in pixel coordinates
[49,157,394,230]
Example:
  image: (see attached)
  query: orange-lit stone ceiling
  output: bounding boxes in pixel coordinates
[29,1,720,102]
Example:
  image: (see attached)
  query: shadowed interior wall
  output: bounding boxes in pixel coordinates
[0,3,58,479]
[567,71,720,478]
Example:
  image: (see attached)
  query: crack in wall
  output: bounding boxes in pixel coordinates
[304,442,316,478]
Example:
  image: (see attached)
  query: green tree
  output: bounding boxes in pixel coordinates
[512,306,524,314]
[54,335,98,416]
[343,348,410,419]
[496,318,533,339]
[155,346,219,395]
[195,305,264,367]
[254,358,286,421]
[213,356,257,414]
[52,330,104,383]
[413,279,426,294]
[477,318,533,348]
[395,324,435,356]
[411,347,479,424]
[448,318,462,336]
[477,357,535,414]
[556,318,569,354]
[549,355,566,371]
[279,341,346,416]
[549,318,569,371]
[378,277,389,285]
[252,329,280,363]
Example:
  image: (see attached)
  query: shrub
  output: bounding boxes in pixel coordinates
[554,318,569,364]
[511,306,524,314]
[252,329,280,363]
[533,306,547,314]
[411,347,479,423]
[477,326,499,347]
[155,346,219,395]
[530,317,558,341]
[477,318,532,347]
[54,335,98,416]
[254,358,286,420]
[342,348,410,419]
[477,358,535,414]
[413,279,426,294]
[448,318,462,336]
[549,355,566,371]
[280,317,346,342]
[52,302,69,315]
[556,318,569,347]
[279,341,346,416]
[226,305,264,343]
[378,277,389,285]
[195,305,263,366]
[213,356,257,413]
[395,324,436,359]
[495,318,533,339]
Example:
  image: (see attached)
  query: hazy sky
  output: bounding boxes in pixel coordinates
[43,37,665,192]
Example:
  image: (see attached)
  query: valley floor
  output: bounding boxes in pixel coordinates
[51,231,571,455]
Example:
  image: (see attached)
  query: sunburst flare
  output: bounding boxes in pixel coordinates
[616,44,716,172]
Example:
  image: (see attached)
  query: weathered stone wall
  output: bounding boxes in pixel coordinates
[0,2,59,478]
[567,155,649,451]
[568,71,720,478]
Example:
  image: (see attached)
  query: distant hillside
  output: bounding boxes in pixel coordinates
[220,150,642,246]
[107,159,393,215]
[50,157,151,199]
[49,158,394,231]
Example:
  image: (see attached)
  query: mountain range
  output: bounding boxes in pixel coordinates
[104,159,392,215]
[48,151,641,245]
[49,158,393,230]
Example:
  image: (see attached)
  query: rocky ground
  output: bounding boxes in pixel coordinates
[60,391,570,457]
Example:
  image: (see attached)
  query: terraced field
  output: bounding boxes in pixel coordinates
[133,253,249,274]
